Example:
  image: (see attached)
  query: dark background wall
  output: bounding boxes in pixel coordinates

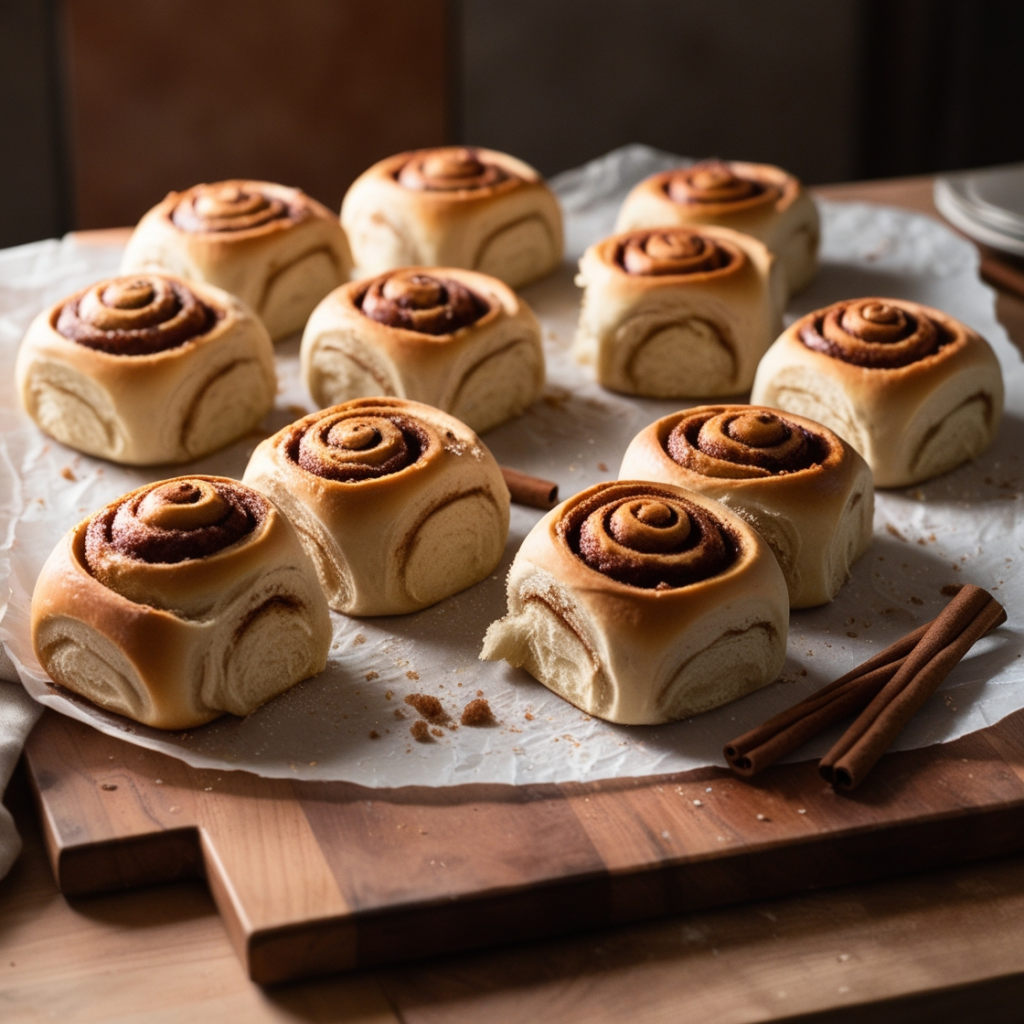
[2,0,1023,248]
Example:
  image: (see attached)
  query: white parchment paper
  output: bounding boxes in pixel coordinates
[2,145,1022,787]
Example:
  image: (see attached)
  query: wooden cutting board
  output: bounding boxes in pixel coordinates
[23,707,1024,985]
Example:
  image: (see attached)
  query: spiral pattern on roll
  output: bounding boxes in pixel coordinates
[360,270,487,335]
[798,298,949,369]
[84,479,266,580]
[286,405,436,482]
[617,229,737,276]
[666,407,824,479]
[55,275,217,356]
[666,161,778,211]
[171,182,303,233]
[397,148,511,192]
[560,483,735,589]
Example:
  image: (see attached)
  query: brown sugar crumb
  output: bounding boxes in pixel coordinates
[60,466,76,482]
[941,583,963,596]
[406,670,419,681]
[365,671,379,681]
[352,634,366,646]
[461,698,495,727]
[476,689,484,697]
[597,462,608,472]
[885,523,907,542]
[393,708,406,720]
[525,711,534,721]
[430,727,444,738]
[405,693,445,722]
[368,730,380,740]
[410,720,431,742]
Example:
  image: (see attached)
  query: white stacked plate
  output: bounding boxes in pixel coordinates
[935,163,1024,257]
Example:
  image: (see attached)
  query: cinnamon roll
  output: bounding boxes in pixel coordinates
[480,480,788,724]
[615,160,820,296]
[301,267,544,433]
[574,226,784,397]
[242,398,510,614]
[121,180,353,340]
[30,477,331,729]
[15,273,275,465]
[340,147,563,289]
[619,406,873,607]
[751,298,1005,487]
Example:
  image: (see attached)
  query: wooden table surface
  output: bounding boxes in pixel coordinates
[4,176,1024,1024]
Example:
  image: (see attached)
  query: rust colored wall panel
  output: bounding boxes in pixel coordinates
[63,0,449,228]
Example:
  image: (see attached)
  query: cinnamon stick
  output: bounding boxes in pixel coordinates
[501,466,559,510]
[820,585,1006,791]
[724,621,930,776]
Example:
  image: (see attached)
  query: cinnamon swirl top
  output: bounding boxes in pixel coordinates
[559,482,736,590]
[285,403,437,482]
[798,298,953,369]
[616,229,738,277]
[666,161,779,213]
[84,478,267,582]
[396,148,515,192]
[665,407,827,479]
[55,275,218,356]
[359,270,488,335]
[170,181,308,234]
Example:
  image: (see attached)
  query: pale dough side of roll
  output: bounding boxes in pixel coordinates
[574,227,784,397]
[121,181,353,340]
[341,149,563,289]
[481,483,788,724]
[301,268,544,434]
[15,279,276,465]
[31,488,332,730]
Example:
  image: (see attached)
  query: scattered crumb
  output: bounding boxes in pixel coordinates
[909,596,924,606]
[846,631,858,638]
[368,730,380,740]
[100,783,117,791]
[405,693,446,722]
[461,698,495,727]
[393,708,406,720]
[406,670,419,681]
[384,689,393,699]
[597,462,608,472]
[60,466,76,482]
[430,727,444,738]
[410,720,431,742]
[757,813,770,822]
[309,761,317,767]
[886,523,907,541]
[524,711,534,721]
[476,689,483,697]
[693,799,703,807]
[365,671,379,681]
[352,634,366,646]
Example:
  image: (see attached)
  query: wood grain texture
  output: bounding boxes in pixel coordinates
[62,0,449,229]
[23,702,1024,985]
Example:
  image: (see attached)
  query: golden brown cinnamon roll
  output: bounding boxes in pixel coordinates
[574,226,784,397]
[615,160,820,296]
[619,406,873,607]
[480,480,788,724]
[242,398,510,614]
[751,298,1005,487]
[30,477,331,729]
[340,147,563,289]
[15,273,275,465]
[121,180,352,340]
[301,267,544,433]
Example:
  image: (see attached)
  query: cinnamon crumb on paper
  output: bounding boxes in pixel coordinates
[410,720,431,742]
[405,693,445,722]
[461,698,494,727]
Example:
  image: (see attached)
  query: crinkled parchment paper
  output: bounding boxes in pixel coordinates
[2,145,1023,786]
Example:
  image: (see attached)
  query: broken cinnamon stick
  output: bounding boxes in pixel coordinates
[724,621,931,776]
[501,466,559,510]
